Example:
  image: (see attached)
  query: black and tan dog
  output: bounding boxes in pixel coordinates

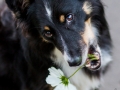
[0,0,112,90]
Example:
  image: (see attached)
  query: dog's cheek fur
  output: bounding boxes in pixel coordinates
[82,18,95,46]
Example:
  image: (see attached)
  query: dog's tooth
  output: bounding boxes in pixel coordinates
[91,66,94,69]
[86,59,90,64]
[94,51,100,60]
[96,63,99,67]
[86,64,91,67]
[97,60,100,63]
[94,65,96,68]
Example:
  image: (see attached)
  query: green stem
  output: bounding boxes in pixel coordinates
[68,64,85,79]
[88,54,95,58]
[90,58,98,61]
[68,55,98,79]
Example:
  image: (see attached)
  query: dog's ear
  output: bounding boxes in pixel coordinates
[5,0,34,18]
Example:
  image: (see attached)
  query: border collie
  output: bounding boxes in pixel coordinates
[0,0,112,90]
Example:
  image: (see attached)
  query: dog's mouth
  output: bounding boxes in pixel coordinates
[85,46,101,71]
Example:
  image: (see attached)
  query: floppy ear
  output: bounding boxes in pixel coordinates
[5,0,34,18]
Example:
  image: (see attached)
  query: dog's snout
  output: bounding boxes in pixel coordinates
[68,57,82,66]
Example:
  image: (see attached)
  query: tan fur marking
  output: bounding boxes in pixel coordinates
[82,1,92,14]
[44,85,54,90]
[82,18,95,45]
[60,15,65,23]
[22,0,30,9]
[42,37,49,43]
[15,12,21,18]
[44,26,50,31]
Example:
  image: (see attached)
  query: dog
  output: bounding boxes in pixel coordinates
[0,0,112,90]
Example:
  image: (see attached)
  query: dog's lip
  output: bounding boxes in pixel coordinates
[85,46,101,71]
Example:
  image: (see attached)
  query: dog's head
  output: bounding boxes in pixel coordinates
[5,0,102,70]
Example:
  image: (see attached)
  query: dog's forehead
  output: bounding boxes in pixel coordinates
[42,0,82,5]
[37,0,84,21]
[41,0,83,12]
[34,0,90,26]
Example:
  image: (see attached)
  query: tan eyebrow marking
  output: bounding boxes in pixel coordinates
[60,15,65,23]
[44,26,50,30]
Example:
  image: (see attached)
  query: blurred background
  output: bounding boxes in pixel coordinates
[100,0,120,90]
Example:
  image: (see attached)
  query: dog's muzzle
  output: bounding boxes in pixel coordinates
[67,57,82,66]
[85,45,101,71]
[66,45,101,71]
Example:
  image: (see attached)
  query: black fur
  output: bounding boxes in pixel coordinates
[0,0,112,90]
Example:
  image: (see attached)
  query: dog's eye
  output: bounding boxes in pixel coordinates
[44,31,53,38]
[66,14,74,22]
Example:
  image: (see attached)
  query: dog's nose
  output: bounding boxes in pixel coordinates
[68,57,82,66]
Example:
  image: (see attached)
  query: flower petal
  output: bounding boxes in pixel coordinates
[46,75,61,87]
[46,67,77,90]
[54,83,65,90]
[48,67,62,77]
[57,69,64,76]
[67,84,77,90]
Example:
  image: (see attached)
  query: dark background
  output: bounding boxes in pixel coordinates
[100,0,120,90]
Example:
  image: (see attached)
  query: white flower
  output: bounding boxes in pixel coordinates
[46,67,77,90]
